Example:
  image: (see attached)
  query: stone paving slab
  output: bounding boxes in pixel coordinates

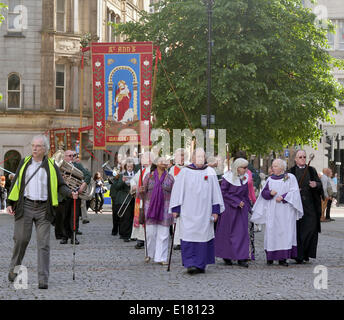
[0,211,343,300]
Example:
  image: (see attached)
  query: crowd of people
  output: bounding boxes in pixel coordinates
[2,135,338,288]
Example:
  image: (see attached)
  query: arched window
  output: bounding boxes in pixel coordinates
[7,73,21,109]
[4,150,21,177]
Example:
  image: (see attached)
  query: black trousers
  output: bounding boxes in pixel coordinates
[112,198,134,239]
[57,198,81,240]
[95,192,104,212]
[326,199,332,219]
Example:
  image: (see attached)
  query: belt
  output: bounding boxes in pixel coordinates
[24,197,47,204]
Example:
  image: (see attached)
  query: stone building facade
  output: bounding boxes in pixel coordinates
[0,0,149,177]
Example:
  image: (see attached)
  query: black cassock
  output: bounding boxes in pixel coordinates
[289,165,323,260]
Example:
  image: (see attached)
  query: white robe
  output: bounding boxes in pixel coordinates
[169,166,225,242]
[251,173,303,252]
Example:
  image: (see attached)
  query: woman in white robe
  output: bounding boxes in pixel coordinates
[251,159,303,266]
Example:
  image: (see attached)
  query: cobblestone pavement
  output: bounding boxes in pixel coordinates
[0,208,343,300]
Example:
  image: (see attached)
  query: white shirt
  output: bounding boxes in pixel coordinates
[23,159,48,201]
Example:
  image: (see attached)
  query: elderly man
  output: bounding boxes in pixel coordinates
[251,159,303,266]
[289,150,323,264]
[58,150,91,245]
[169,148,225,274]
[7,135,77,289]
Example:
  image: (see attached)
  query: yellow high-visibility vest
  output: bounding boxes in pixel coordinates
[8,156,58,206]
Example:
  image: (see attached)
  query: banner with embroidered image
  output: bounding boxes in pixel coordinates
[91,42,153,149]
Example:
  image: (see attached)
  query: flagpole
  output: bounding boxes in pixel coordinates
[79,51,84,160]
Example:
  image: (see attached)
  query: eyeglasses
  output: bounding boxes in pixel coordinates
[297,156,306,159]
[66,154,74,158]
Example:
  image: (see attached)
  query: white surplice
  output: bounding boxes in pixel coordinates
[251,173,303,252]
[169,166,225,242]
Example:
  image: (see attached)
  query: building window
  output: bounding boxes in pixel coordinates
[56,0,66,32]
[56,64,65,111]
[7,0,27,33]
[327,30,335,50]
[338,79,344,108]
[149,0,155,13]
[338,21,344,50]
[7,73,21,109]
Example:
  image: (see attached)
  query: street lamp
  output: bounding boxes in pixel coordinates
[202,0,214,129]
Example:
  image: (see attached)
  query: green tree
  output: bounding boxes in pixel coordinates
[112,0,344,154]
[0,2,6,25]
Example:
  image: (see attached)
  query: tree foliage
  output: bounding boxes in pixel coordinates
[112,0,344,154]
[0,2,6,25]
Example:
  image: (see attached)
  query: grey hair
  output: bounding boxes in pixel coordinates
[31,134,50,155]
[272,158,287,171]
[295,149,306,157]
[125,157,135,165]
[231,158,248,179]
[192,147,205,158]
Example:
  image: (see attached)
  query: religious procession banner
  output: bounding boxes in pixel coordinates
[91,42,153,149]
[49,128,73,155]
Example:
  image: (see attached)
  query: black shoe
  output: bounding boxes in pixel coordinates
[278,259,289,267]
[223,258,233,265]
[267,260,273,265]
[304,257,310,262]
[38,282,48,289]
[123,238,130,242]
[187,266,198,274]
[8,271,18,282]
[173,245,181,250]
[55,236,62,240]
[60,238,68,244]
[295,258,304,264]
[195,268,205,274]
[82,219,90,224]
[238,260,249,268]
[111,230,118,236]
[71,238,80,245]
[76,231,82,235]
[135,242,144,249]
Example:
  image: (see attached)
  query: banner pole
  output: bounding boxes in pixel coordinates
[79,52,84,160]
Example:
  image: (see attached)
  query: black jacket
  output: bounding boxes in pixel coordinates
[7,156,72,224]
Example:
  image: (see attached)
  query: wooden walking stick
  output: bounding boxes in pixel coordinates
[298,153,315,189]
[72,198,76,280]
[167,221,177,272]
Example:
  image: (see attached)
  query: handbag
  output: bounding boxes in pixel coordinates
[327,184,334,197]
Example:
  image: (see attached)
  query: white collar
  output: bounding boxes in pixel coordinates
[223,171,248,186]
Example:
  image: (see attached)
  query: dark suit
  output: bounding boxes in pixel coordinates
[289,165,323,261]
[110,170,136,239]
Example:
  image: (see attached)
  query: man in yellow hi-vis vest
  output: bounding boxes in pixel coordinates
[6,135,78,289]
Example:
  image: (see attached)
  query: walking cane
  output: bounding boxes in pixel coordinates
[167,221,177,272]
[72,198,76,280]
[143,215,149,262]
